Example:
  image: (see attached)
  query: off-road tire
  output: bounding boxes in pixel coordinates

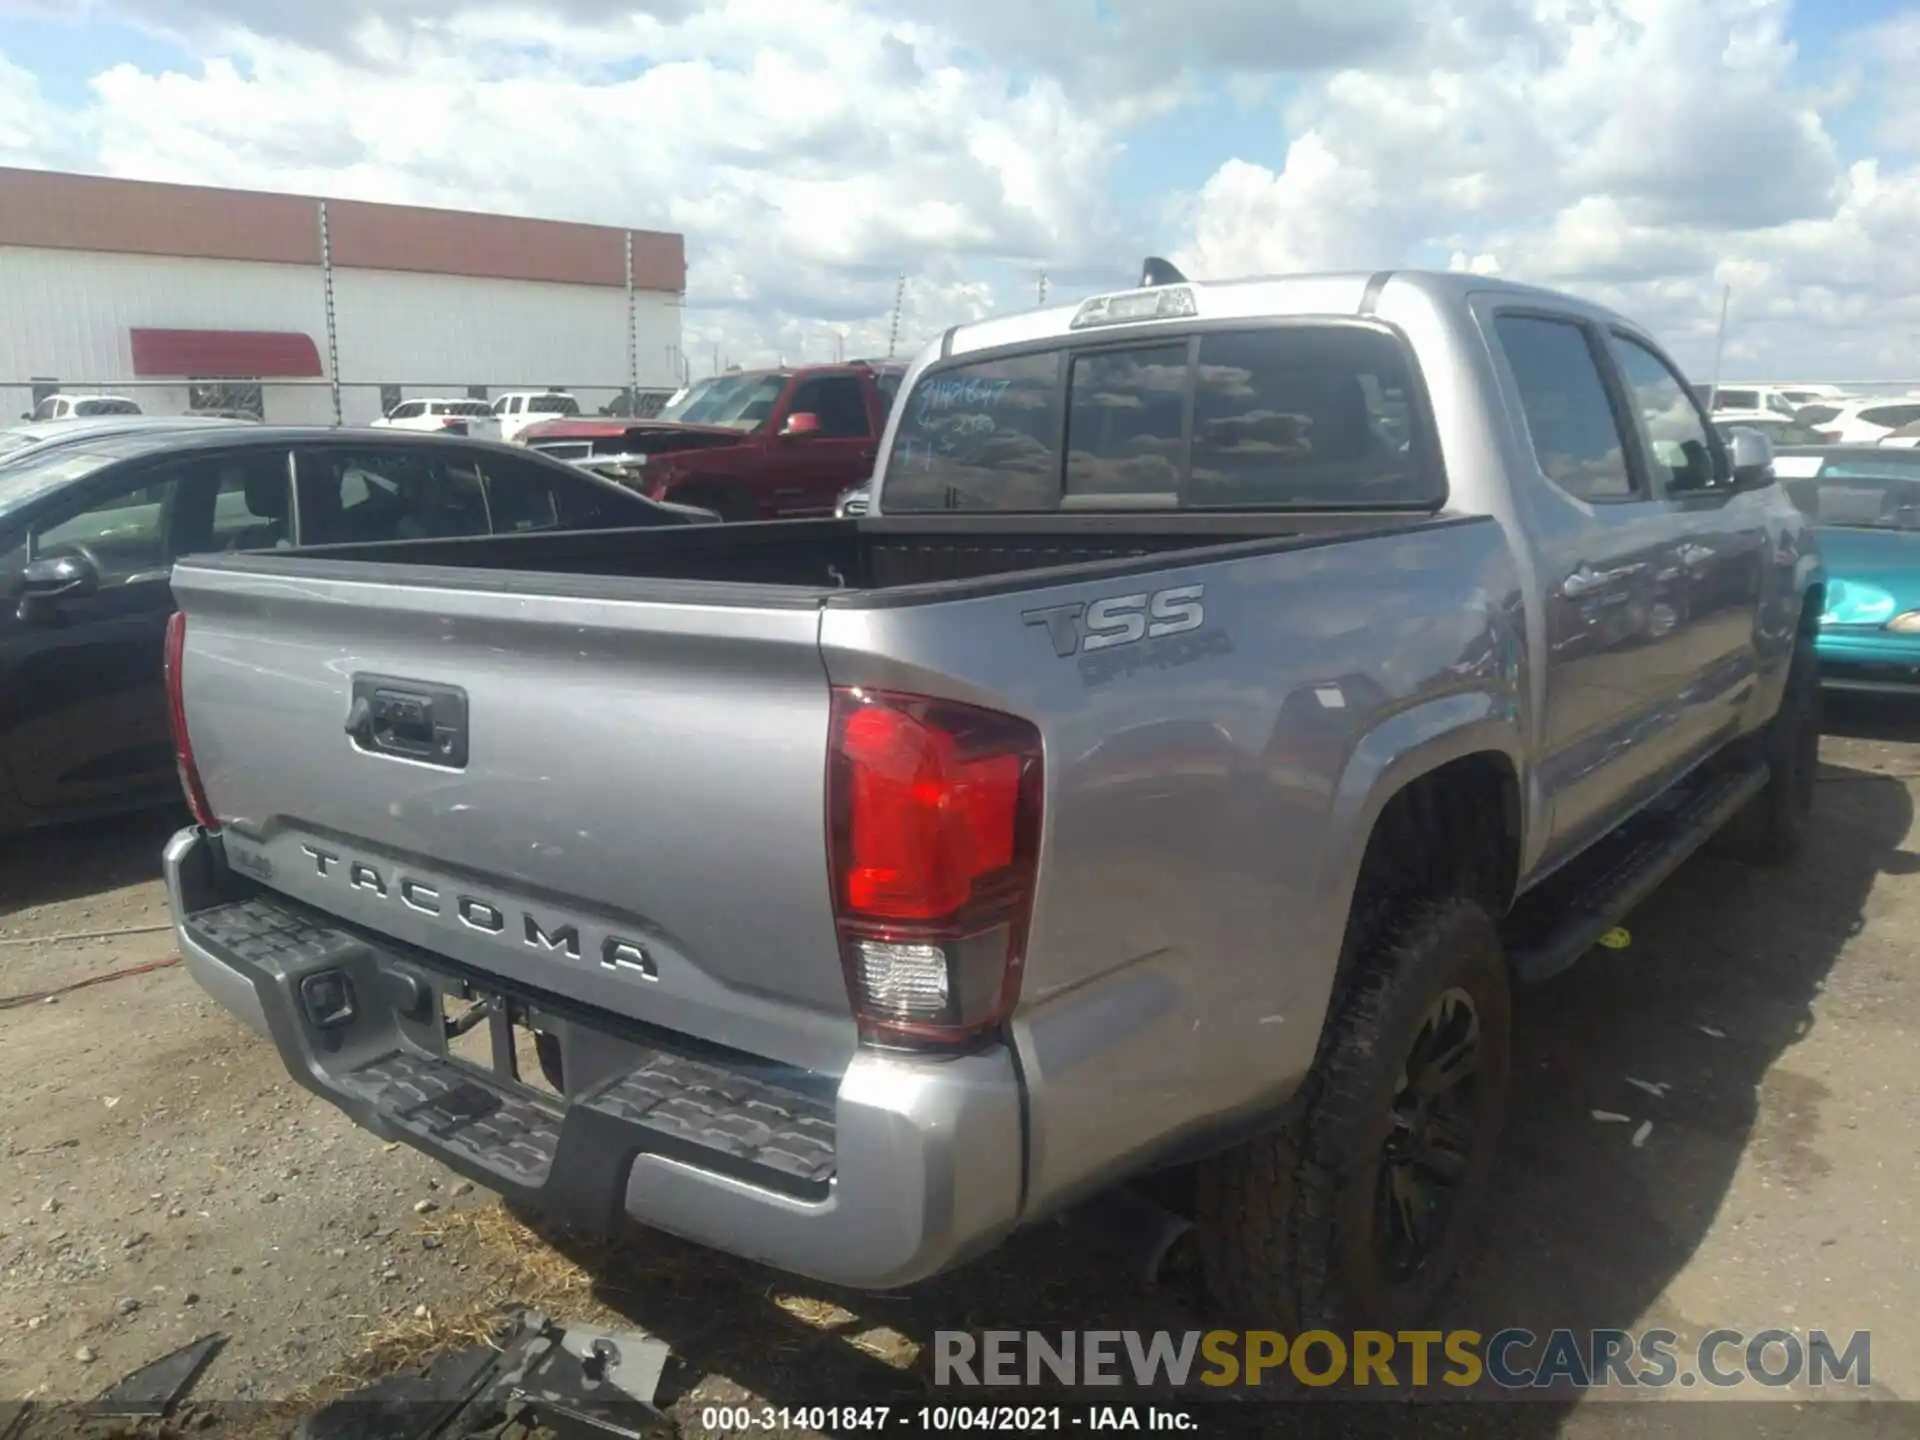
[1715,632,1820,866]
[1196,897,1511,1330]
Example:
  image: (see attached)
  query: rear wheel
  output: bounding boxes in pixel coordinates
[1197,898,1511,1330]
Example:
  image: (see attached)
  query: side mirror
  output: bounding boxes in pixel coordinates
[17,553,99,624]
[1726,426,1775,487]
[780,412,821,439]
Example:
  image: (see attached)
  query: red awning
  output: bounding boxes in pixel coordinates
[129,328,323,378]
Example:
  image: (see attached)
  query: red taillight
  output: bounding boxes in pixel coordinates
[440,417,469,435]
[164,612,219,831]
[1819,430,1842,443]
[828,688,1042,1047]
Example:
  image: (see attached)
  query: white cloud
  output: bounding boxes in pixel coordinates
[0,53,82,166]
[1174,0,1919,378]
[2,0,1917,376]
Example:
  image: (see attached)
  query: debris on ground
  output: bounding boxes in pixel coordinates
[1591,1110,1632,1123]
[297,1309,670,1440]
[88,1333,227,1419]
[1632,1120,1654,1149]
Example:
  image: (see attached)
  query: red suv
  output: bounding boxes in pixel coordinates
[517,362,903,521]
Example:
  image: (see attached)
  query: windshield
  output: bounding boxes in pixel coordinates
[655,371,786,430]
[1780,465,1920,530]
[0,449,123,525]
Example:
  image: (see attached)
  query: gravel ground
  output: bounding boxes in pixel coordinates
[3,697,1919,1437]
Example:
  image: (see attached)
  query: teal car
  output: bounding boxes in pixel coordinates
[1774,446,1920,693]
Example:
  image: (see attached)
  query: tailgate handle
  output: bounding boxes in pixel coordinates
[347,676,470,769]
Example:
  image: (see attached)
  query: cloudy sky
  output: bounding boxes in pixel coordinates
[2,0,1918,381]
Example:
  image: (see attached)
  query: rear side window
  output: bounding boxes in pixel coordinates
[1494,315,1635,502]
[298,448,491,545]
[883,325,1438,511]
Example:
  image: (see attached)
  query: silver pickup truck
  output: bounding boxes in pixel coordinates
[162,267,1822,1330]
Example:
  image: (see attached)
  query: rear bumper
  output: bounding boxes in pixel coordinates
[164,826,1025,1289]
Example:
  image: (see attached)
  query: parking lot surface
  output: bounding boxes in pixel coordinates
[3,698,1918,1435]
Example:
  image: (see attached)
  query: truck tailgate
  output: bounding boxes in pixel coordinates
[171,560,856,1075]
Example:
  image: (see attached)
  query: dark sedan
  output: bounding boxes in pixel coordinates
[0,426,715,836]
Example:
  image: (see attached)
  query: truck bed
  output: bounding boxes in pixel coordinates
[205,510,1444,604]
[167,504,1483,1084]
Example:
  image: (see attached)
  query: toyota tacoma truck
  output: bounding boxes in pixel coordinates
[160,266,1821,1329]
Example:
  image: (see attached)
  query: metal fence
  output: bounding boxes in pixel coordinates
[2,192,691,430]
[4,377,679,428]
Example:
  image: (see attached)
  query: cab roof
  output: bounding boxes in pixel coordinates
[940,268,1642,360]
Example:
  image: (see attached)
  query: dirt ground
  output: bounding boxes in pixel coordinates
[4,696,1920,1437]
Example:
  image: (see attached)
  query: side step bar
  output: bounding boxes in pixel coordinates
[1506,763,1769,984]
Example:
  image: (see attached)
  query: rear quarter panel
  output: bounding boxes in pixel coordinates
[819,517,1526,1216]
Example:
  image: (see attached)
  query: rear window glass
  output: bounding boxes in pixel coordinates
[1714,389,1758,410]
[1798,405,1841,425]
[529,395,580,415]
[1066,343,1188,502]
[434,401,493,417]
[1189,328,1428,507]
[882,326,1437,511]
[884,352,1062,510]
[1861,404,1920,429]
[1783,472,1920,530]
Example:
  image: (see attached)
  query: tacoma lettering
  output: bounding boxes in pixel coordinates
[284,846,653,980]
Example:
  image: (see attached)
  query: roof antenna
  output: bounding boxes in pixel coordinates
[1139,256,1187,288]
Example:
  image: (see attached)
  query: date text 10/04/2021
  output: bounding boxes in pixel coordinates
[698,1407,1198,1432]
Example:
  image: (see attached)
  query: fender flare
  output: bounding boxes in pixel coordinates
[1318,689,1528,917]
